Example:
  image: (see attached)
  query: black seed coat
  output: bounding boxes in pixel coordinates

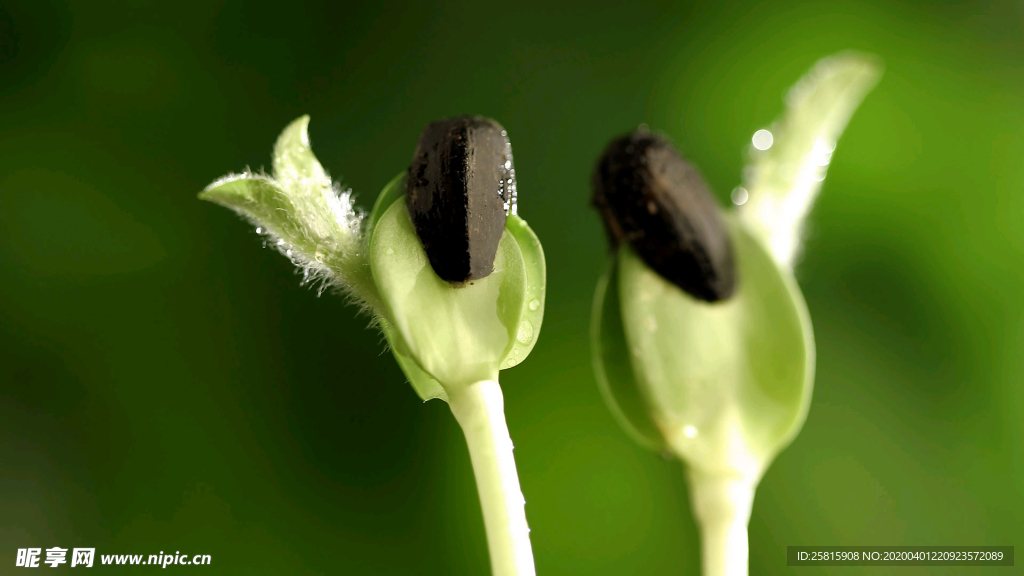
[592,131,736,302]
[406,116,515,284]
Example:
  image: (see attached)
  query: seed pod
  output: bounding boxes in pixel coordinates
[406,115,516,284]
[592,130,736,302]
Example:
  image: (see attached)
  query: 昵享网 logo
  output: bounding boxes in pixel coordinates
[15,548,211,568]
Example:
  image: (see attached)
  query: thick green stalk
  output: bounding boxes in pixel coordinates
[447,381,536,576]
[687,469,755,576]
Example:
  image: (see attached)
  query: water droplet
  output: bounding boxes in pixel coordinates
[504,160,512,170]
[255,227,262,234]
[731,187,749,206]
[528,299,541,311]
[277,239,286,246]
[507,357,518,367]
[813,138,836,167]
[285,249,292,257]
[644,315,658,332]
[752,129,774,151]
[516,319,534,345]
[683,425,698,438]
[513,349,520,355]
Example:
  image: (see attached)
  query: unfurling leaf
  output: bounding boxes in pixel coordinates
[199,115,379,309]
[739,52,882,267]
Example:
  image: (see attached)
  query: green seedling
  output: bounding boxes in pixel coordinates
[590,53,880,576]
[201,115,545,576]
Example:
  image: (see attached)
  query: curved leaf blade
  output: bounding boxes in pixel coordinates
[199,116,377,307]
[273,115,331,193]
[367,172,407,237]
[379,318,448,402]
[739,52,882,267]
[500,215,546,368]
[592,257,667,451]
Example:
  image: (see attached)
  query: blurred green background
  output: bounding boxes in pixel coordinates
[1,0,1021,574]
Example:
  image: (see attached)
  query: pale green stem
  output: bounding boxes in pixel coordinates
[687,468,756,576]
[447,380,536,576]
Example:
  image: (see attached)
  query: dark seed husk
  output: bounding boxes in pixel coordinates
[406,115,515,284]
[591,130,736,302]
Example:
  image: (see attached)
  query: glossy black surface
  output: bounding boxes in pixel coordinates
[406,116,514,284]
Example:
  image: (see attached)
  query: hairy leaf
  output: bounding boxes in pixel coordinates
[199,116,379,308]
[739,52,881,267]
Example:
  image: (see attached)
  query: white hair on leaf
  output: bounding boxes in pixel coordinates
[200,117,383,315]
